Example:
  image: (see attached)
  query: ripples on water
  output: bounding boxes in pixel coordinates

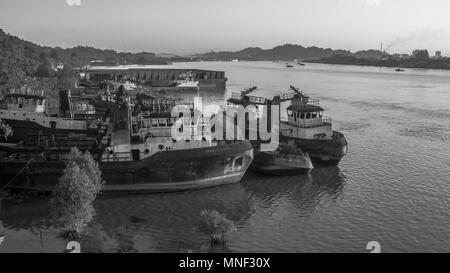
[1,62,450,252]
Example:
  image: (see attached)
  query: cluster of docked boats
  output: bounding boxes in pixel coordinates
[0,83,347,193]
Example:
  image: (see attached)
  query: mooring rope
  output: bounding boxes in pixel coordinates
[0,156,34,193]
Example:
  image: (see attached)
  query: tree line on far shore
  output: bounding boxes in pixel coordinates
[307,49,450,70]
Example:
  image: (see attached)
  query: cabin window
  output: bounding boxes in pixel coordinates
[131,149,140,161]
[50,121,57,129]
[234,156,244,168]
[300,113,305,119]
[312,112,317,118]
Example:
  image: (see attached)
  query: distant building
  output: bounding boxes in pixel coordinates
[390,53,409,60]
[434,51,442,59]
[51,63,65,71]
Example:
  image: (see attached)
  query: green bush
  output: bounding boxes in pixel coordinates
[51,147,104,238]
[198,209,235,244]
[0,119,13,141]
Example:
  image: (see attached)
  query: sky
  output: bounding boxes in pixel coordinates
[1,0,450,55]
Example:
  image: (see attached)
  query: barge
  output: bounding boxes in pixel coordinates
[82,65,227,89]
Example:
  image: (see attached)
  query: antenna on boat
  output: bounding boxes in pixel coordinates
[289,85,301,94]
[242,86,257,95]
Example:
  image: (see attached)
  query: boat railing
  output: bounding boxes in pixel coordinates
[284,116,332,128]
[274,92,295,101]
[248,95,268,104]
[231,92,242,100]
[102,151,131,162]
[138,103,176,113]
[307,98,320,107]
[322,116,332,126]
[133,125,212,139]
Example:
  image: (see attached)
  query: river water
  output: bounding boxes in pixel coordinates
[1,62,449,253]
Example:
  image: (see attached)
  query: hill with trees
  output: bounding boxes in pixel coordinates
[194,44,355,61]
[307,49,450,70]
[0,29,169,91]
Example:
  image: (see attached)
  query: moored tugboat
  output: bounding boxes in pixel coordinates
[280,86,347,165]
[227,86,348,166]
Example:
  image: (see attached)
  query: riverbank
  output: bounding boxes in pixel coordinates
[305,55,450,70]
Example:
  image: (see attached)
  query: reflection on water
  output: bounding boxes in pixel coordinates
[0,167,345,253]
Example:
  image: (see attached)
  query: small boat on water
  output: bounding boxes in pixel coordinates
[286,63,294,68]
[174,71,200,91]
[250,142,313,176]
[395,68,405,72]
[298,63,306,66]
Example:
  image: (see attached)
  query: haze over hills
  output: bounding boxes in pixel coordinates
[193,44,385,61]
[6,28,448,91]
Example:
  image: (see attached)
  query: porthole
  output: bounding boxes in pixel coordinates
[158,144,164,150]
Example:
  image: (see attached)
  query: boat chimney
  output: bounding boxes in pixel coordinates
[59,89,74,119]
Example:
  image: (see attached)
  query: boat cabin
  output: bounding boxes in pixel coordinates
[3,92,46,113]
[286,94,326,128]
[281,94,333,140]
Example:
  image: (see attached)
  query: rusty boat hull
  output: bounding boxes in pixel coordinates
[0,141,253,193]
